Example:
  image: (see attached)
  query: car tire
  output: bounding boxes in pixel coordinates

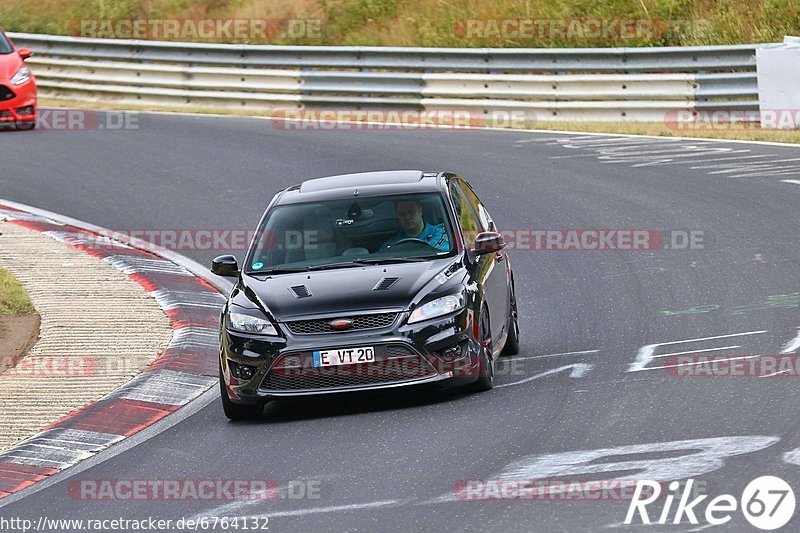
[501,280,520,356]
[468,309,494,392]
[219,367,263,421]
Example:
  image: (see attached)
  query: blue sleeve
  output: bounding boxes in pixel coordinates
[427,224,450,252]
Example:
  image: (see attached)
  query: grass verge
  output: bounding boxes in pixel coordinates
[0,267,35,316]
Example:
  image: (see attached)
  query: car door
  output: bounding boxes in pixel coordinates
[448,178,509,346]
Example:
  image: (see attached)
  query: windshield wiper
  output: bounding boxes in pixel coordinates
[350,257,428,264]
[305,262,367,271]
[250,257,429,275]
[250,266,312,275]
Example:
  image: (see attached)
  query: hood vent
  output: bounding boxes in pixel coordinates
[290,285,312,298]
[373,277,400,291]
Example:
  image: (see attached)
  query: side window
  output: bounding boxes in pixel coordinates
[458,180,492,231]
[449,182,482,246]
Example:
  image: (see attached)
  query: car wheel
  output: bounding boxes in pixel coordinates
[468,309,494,392]
[501,279,520,356]
[219,366,263,421]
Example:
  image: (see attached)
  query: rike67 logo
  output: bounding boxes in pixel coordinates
[626,476,795,530]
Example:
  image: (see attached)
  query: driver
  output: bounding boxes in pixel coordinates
[381,199,450,252]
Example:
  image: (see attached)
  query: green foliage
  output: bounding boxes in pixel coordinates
[0,0,797,46]
[0,267,35,316]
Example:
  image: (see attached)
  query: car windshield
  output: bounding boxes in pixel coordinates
[246,192,456,273]
[0,33,12,54]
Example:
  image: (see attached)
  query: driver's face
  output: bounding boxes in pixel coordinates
[395,201,423,232]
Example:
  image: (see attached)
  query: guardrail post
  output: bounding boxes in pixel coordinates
[756,37,800,129]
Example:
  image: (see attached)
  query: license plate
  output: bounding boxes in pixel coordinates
[312,346,375,367]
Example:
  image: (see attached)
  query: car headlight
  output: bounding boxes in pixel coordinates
[11,67,31,86]
[408,294,465,324]
[227,310,278,335]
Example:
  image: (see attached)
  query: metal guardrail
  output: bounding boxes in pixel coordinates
[8,32,775,121]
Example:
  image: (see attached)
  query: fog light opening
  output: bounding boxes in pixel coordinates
[229,361,257,380]
[435,341,467,363]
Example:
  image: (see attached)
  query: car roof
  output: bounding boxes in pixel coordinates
[276,170,446,205]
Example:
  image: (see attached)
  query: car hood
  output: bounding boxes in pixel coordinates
[0,52,23,82]
[240,259,463,321]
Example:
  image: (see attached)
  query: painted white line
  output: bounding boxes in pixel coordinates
[431,436,779,506]
[193,498,401,522]
[648,330,766,348]
[732,170,800,178]
[628,149,752,167]
[759,369,794,378]
[496,363,592,388]
[781,328,800,353]
[549,153,613,159]
[652,345,741,359]
[630,154,770,168]
[257,500,402,518]
[549,141,686,155]
[510,350,599,361]
[628,331,768,372]
[705,158,800,175]
[781,179,800,185]
[635,355,762,372]
[604,520,719,531]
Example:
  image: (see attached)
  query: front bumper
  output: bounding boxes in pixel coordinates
[0,79,36,125]
[220,308,481,403]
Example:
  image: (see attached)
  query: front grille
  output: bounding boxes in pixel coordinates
[285,312,397,335]
[261,346,436,391]
[385,344,415,357]
[0,85,14,101]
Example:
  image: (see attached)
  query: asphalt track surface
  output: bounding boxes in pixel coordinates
[1,112,800,532]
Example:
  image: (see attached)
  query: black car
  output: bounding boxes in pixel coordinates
[212,170,520,419]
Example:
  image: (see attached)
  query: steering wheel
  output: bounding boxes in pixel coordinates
[390,238,432,247]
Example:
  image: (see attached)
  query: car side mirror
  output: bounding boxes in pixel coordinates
[211,255,240,277]
[473,231,506,255]
[18,48,33,60]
